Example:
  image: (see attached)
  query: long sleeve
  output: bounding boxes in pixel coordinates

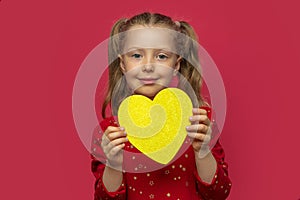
[91,156,126,200]
[194,140,232,199]
[91,117,127,200]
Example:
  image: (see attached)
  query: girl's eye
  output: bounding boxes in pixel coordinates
[157,54,168,60]
[131,53,142,59]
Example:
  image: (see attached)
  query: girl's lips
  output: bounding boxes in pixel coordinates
[139,78,158,85]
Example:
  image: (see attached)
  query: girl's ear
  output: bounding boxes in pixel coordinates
[175,56,182,71]
[173,56,182,76]
[118,54,126,73]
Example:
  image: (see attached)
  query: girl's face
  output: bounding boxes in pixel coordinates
[119,25,181,99]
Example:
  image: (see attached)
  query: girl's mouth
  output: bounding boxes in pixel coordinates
[139,78,158,85]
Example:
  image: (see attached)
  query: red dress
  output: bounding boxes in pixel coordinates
[91,114,232,200]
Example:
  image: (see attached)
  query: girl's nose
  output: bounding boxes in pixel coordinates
[142,55,155,72]
[142,63,154,72]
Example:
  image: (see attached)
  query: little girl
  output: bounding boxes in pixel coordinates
[91,12,232,200]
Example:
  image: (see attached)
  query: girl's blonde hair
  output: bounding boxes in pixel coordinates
[102,12,205,118]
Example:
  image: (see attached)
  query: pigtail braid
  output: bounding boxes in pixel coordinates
[177,21,205,106]
[102,18,128,118]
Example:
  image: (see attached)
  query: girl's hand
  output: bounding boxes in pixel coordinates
[186,108,212,157]
[101,126,127,169]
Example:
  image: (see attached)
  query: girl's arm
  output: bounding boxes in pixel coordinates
[91,120,127,200]
[187,108,232,199]
[194,151,217,183]
[91,155,126,200]
[193,140,232,200]
[100,117,127,191]
[103,165,123,191]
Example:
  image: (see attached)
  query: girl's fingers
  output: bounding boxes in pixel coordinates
[192,108,208,115]
[189,115,210,126]
[102,137,127,155]
[186,124,208,133]
[107,137,128,150]
[105,126,125,135]
[101,134,110,146]
[104,126,126,140]
[102,127,126,150]
[187,132,205,141]
[187,132,211,144]
[109,143,126,156]
[106,130,127,141]
[102,131,125,145]
[192,142,202,151]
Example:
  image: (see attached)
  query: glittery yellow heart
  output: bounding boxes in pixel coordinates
[118,88,192,164]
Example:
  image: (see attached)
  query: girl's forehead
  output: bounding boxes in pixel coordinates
[122,27,178,54]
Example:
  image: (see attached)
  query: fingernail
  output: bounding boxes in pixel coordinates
[124,131,127,135]
[189,116,193,121]
[119,127,125,131]
[186,126,190,130]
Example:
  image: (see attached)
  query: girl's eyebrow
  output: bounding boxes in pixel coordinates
[125,47,173,52]
[124,47,143,52]
[154,48,173,53]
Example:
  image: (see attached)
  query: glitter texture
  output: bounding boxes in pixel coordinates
[118,88,192,164]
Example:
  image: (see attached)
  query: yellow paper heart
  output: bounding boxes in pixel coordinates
[118,88,192,164]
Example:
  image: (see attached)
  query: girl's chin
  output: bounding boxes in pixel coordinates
[133,87,166,99]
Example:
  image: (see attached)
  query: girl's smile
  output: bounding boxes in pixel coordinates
[138,77,159,85]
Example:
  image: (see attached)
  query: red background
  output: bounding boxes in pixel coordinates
[1,0,300,199]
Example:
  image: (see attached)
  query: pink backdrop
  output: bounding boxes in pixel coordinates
[1,0,300,199]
